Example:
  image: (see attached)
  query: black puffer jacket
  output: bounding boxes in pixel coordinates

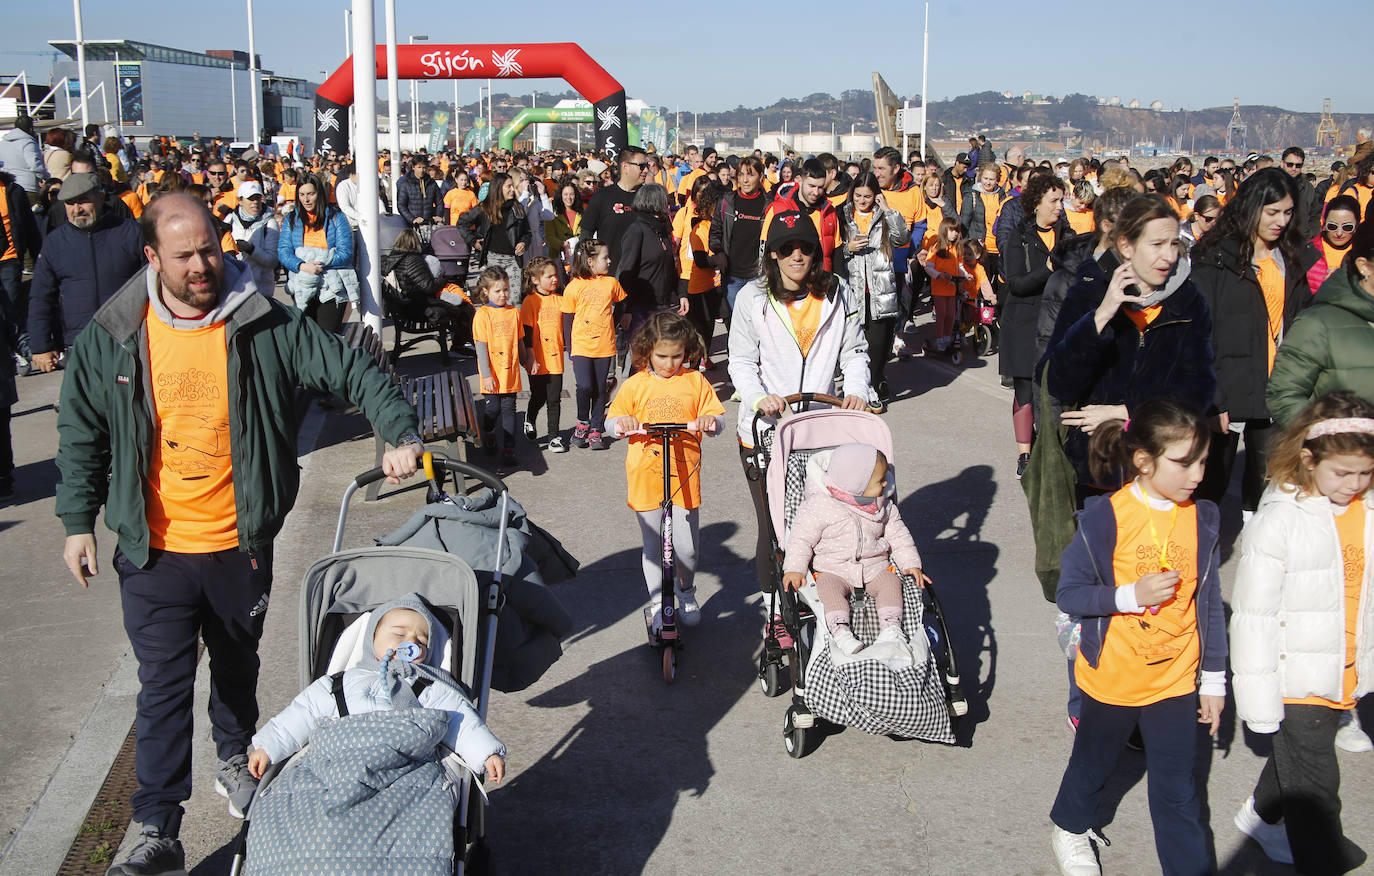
[1040,250,1217,484]
[396,172,442,224]
[1036,232,1099,361]
[383,251,444,300]
[457,202,530,257]
[1191,236,1318,420]
[616,212,677,312]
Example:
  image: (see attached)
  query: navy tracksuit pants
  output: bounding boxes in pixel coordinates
[115,546,272,834]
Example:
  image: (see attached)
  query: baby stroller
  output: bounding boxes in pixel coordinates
[230,456,521,876]
[949,276,999,366]
[751,395,967,757]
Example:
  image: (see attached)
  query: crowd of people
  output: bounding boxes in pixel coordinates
[2,106,1374,876]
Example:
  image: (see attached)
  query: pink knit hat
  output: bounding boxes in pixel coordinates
[825,443,879,496]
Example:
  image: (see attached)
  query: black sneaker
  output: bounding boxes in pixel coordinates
[105,825,185,876]
[215,755,258,819]
[1015,453,1031,480]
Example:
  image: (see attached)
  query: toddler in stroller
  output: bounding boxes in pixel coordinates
[782,442,927,661]
[248,593,506,783]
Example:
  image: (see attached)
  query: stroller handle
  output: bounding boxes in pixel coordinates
[749,393,847,450]
[334,454,509,553]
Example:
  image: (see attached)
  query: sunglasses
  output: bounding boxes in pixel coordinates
[1283,162,1303,169]
[625,161,649,170]
[777,240,818,257]
[1198,213,1219,223]
[1326,221,1357,233]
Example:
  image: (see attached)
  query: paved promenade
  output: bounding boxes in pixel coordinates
[1,308,1369,875]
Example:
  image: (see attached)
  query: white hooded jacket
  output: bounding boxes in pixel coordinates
[1231,484,1374,733]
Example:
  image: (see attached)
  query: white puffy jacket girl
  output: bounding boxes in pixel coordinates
[1231,485,1374,733]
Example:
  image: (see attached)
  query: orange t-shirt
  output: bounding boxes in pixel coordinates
[472,304,523,394]
[1036,227,1057,254]
[1290,500,1365,709]
[924,249,963,298]
[144,311,238,552]
[279,182,297,205]
[302,225,328,249]
[606,368,726,512]
[978,192,1003,253]
[561,275,626,358]
[445,188,478,225]
[0,194,15,261]
[685,218,717,295]
[1254,254,1285,373]
[882,186,923,236]
[1065,208,1094,236]
[1076,486,1202,707]
[1322,240,1349,276]
[785,294,823,356]
[520,292,566,376]
[1123,304,1163,333]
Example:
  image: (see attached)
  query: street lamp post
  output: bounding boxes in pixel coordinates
[246,0,259,144]
[409,35,428,146]
[72,0,88,131]
[384,0,399,209]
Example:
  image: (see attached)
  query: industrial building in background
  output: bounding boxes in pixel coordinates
[44,40,315,150]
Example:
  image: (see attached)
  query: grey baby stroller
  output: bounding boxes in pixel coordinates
[230,455,569,875]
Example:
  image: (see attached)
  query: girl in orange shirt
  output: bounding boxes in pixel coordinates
[920,217,966,353]
[472,266,528,470]
[444,170,478,225]
[561,240,627,451]
[1050,400,1225,876]
[606,312,726,628]
[520,257,567,452]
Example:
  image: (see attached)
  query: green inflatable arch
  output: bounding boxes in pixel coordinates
[498,105,639,151]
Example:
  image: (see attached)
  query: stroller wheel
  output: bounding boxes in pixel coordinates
[663,647,677,684]
[759,660,788,698]
[783,707,815,758]
[974,324,992,356]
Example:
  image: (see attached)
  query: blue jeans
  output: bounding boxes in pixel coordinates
[723,275,752,327]
[1051,692,1210,875]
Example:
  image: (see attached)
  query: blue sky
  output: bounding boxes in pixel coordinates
[3,0,1369,116]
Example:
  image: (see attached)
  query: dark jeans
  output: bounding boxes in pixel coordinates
[738,441,774,593]
[0,403,11,481]
[864,316,897,399]
[1051,692,1209,876]
[1254,703,1367,875]
[483,392,517,450]
[527,372,563,437]
[0,258,24,351]
[115,546,273,834]
[571,355,612,430]
[722,275,752,329]
[304,296,345,334]
[1198,419,1278,513]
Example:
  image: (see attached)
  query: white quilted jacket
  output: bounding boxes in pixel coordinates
[1231,485,1374,733]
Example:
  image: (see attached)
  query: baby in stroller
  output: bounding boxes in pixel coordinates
[248,593,506,783]
[782,443,927,659]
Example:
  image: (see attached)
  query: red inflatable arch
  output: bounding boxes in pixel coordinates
[314,42,627,156]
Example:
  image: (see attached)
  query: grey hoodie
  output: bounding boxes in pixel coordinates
[0,127,48,192]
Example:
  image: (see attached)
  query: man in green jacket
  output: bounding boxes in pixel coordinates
[56,192,425,876]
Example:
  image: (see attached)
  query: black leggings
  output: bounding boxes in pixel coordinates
[571,355,612,430]
[483,393,517,450]
[305,296,344,334]
[738,442,775,593]
[527,372,563,437]
[1198,418,1279,513]
[864,316,897,397]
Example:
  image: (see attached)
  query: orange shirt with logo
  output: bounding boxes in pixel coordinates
[520,292,566,376]
[684,218,717,295]
[1076,487,1202,707]
[561,275,626,358]
[472,304,523,393]
[144,312,239,552]
[1289,500,1365,709]
[606,368,725,512]
[784,294,824,356]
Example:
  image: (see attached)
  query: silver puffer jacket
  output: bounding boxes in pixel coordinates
[836,204,908,321]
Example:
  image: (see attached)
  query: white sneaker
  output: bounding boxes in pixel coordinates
[1336,710,1373,752]
[1233,795,1293,864]
[830,629,862,655]
[677,588,702,626]
[892,336,911,358]
[1050,826,1102,876]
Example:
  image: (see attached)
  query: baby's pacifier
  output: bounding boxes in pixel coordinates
[394,641,422,663]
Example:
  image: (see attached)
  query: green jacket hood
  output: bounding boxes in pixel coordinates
[1312,267,1374,323]
[92,256,271,343]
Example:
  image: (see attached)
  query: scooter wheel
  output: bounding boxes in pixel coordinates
[759,660,787,698]
[663,647,677,684]
[950,347,964,366]
[974,324,992,356]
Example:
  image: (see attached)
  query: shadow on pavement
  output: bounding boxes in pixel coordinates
[486,521,755,872]
[898,464,999,745]
[8,457,59,504]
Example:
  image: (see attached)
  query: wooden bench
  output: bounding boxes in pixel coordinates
[343,323,483,500]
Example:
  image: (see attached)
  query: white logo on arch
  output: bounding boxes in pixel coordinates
[492,49,523,78]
